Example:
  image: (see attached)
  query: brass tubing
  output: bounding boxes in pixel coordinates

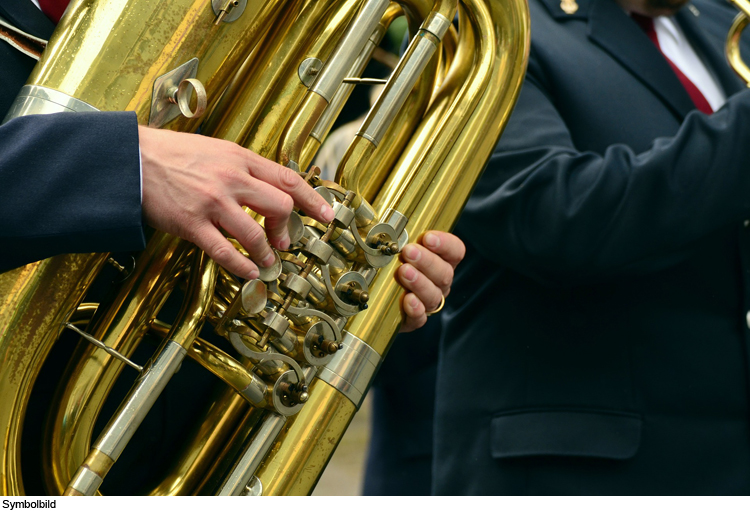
[278,0,392,167]
[204,0,354,155]
[216,412,287,495]
[356,23,449,145]
[45,233,188,495]
[193,404,264,495]
[732,0,750,17]
[373,4,483,217]
[149,320,269,407]
[357,0,529,354]
[335,0,458,198]
[278,92,331,169]
[2,0,287,496]
[69,303,99,327]
[256,0,529,494]
[64,253,218,495]
[26,0,282,127]
[727,12,750,86]
[64,340,188,496]
[311,0,392,102]
[434,23,459,95]
[241,0,361,159]
[0,253,106,495]
[333,0,442,203]
[302,4,405,167]
[149,387,250,496]
[256,379,356,495]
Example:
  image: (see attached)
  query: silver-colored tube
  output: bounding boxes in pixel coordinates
[310,0,390,102]
[310,26,384,142]
[356,11,452,146]
[239,372,268,406]
[67,466,103,496]
[216,412,287,496]
[92,340,187,461]
[3,85,98,122]
[421,11,453,39]
[317,331,382,408]
[357,33,437,146]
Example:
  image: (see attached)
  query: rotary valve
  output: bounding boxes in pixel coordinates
[213,167,407,416]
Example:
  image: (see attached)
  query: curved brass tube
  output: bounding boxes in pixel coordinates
[45,234,189,494]
[360,0,530,350]
[334,0,457,200]
[149,387,251,496]
[727,12,750,86]
[149,320,267,407]
[63,252,218,495]
[0,0,291,496]
[255,0,529,495]
[278,0,393,169]
[2,0,529,496]
[204,0,357,155]
[299,2,407,168]
[0,253,105,495]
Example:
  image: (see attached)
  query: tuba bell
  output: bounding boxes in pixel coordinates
[0,0,529,495]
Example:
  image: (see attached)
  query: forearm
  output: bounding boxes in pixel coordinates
[0,111,144,272]
[460,82,750,286]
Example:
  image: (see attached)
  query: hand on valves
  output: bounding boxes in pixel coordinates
[138,126,335,281]
[138,125,462,333]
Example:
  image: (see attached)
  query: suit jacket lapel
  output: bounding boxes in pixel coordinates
[0,0,55,40]
[587,0,696,120]
[675,6,744,98]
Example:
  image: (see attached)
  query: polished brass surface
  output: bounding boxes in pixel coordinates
[257,0,529,493]
[45,234,188,495]
[203,0,354,151]
[31,0,279,125]
[150,388,251,496]
[0,254,105,494]
[1,0,529,496]
[256,380,356,495]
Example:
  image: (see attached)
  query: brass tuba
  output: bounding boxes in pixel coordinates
[0,0,529,495]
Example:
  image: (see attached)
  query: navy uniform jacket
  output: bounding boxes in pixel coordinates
[0,1,144,272]
[436,0,750,494]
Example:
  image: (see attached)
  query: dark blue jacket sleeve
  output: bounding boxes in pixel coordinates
[457,65,750,287]
[0,111,146,272]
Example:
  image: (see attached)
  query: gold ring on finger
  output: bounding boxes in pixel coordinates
[426,294,445,317]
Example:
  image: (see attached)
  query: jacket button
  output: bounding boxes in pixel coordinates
[745,220,750,228]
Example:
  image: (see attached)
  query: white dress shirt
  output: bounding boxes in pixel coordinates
[654,15,727,111]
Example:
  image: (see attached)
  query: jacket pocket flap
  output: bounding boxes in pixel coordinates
[490,409,642,460]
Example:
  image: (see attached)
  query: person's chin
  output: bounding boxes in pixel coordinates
[644,0,689,16]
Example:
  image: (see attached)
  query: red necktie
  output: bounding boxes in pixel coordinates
[631,13,713,115]
[38,0,70,24]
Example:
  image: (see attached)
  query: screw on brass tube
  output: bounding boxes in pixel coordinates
[215,0,239,25]
[314,335,343,356]
[278,381,310,406]
[343,283,369,305]
[303,165,321,184]
[378,241,399,255]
